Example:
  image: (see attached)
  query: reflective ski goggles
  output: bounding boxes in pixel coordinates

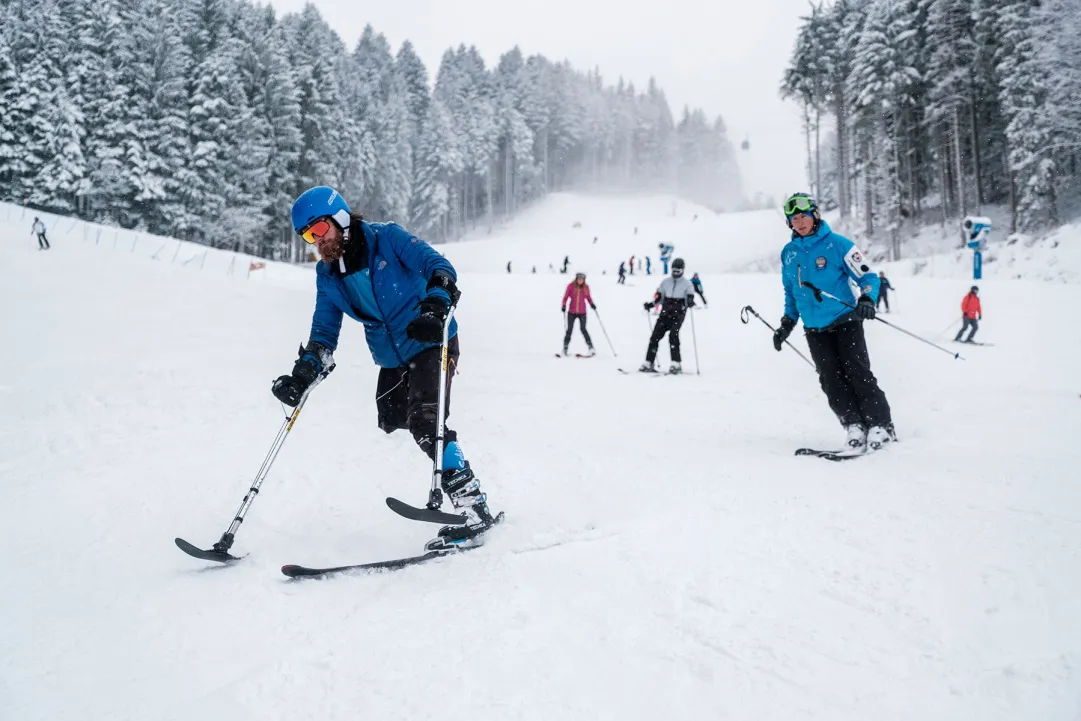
[298,217,333,244]
[783,196,814,216]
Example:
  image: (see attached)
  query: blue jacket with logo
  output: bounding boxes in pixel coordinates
[308,220,457,368]
[781,220,880,331]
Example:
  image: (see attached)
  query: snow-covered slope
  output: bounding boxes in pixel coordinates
[3,200,1081,721]
[446,192,780,275]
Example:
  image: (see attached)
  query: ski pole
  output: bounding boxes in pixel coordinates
[688,306,701,375]
[428,303,458,510]
[800,280,965,360]
[592,308,618,357]
[175,360,334,562]
[740,305,817,370]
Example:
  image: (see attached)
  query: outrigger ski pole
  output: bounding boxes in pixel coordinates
[175,360,335,563]
[384,301,471,526]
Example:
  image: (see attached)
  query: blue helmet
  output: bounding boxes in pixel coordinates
[291,186,351,234]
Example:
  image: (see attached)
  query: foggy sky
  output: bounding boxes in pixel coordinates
[266,0,810,202]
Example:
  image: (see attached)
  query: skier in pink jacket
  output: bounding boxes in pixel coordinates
[561,272,596,356]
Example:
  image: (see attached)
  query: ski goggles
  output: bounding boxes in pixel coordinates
[783,196,815,216]
[298,217,333,244]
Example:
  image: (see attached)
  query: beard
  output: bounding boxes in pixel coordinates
[318,236,344,263]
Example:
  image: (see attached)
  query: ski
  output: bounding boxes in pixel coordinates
[282,547,476,578]
[385,497,466,525]
[174,537,244,563]
[794,447,866,462]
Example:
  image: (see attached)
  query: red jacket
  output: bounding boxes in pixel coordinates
[961,292,982,319]
[562,282,594,314]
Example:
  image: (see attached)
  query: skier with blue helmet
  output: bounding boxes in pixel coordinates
[272,186,500,550]
[771,192,895,453]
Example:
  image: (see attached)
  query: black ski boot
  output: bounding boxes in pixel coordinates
[425,464,502,552]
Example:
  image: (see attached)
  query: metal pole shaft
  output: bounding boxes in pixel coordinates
[592,309,618,357]
[689,307,700,375]
[428,306,457,510]
[740,305,817,370]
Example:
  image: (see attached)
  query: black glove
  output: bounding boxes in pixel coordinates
[643,301,654,311]
[406,296,450,343]
[686,296,696,308]
[856,295,876,320]
[561,307,566,313]
[590,304,597,310]
[271,344,323,406]
[773,316,796,351]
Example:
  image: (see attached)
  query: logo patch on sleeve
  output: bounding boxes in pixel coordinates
[815,256,827,268]
[862,285,873,295]
[852,251,863,263]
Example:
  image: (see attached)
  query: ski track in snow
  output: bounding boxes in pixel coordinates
[2,199,1080,721]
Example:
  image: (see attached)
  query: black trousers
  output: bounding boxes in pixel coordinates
[876,292,889,311]
[954,317,978,342]
[37,232,50,249]
[563,313,593,349]
[804,320,892,428]
[376,335,459,460]
[646,305,686,363]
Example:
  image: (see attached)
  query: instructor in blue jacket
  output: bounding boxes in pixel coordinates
[271,186,498,550]
[771,193,895,453]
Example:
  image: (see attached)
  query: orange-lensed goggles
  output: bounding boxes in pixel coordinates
[299,218,333,244]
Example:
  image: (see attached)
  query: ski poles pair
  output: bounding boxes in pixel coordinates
[642,303,701,375]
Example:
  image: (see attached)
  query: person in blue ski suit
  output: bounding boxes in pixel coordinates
[771,192,895,452]
[271,186,499,549]
[658,243,674,274]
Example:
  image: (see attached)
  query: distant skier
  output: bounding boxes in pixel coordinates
[646,256,652,275]
[658,243,674,273]
[561,272,596,356]
[272,186,500,550]
[954,286,982,343]
[876,272,894,312]
[31,217,50,250]
[506,261,512,274]
[617,261,627,284]
[629,255,635,275]
[690,272,707,306]
[561,255,570,274]
[770,192,895,452]
[639,258,695,374]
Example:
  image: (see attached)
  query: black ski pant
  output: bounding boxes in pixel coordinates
[804,320,892,429]
[37,232,50,250]
[375,335,459,461]
[563,313,593,349]
[645,305,686,364]
[954,316,978,342]
[876,292,889,311]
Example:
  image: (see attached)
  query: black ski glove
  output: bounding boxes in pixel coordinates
[272,344,324,407]
[686,295,696,308]
[590,303,597,310]
[643,301,654,311]
[406,297,450,343]
[773,316,796,351]
[856,295,876,320]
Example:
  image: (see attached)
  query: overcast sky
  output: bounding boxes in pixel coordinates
[266,0,810,202]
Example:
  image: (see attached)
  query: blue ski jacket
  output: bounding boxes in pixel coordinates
[780,220,880,331]
[308,220,457,368]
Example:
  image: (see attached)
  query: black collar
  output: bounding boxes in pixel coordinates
[331,216,369,277]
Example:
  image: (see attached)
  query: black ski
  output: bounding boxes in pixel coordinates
[282,547,475,578]
[174,537,244,563]
[794,447,867,462]
[385,496,466,525]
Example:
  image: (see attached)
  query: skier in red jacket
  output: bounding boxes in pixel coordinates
[561,272,596,356]
[954,286,982,343]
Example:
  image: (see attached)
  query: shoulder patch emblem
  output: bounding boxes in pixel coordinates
[852,251,863,263]
[815,256,827,268]
[861,285,873,295]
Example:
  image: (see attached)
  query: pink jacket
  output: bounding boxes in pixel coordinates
[562,282,594,315]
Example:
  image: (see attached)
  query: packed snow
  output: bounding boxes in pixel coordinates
[2,195,1080,721]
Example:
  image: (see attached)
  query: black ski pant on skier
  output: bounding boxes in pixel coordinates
[954,316,978,342]
[564,313,593,350]
[375,336,459,460]
[37,232,50,250]
[876,291,889,312]
[804,319,892,429]
[646,303,686,364]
